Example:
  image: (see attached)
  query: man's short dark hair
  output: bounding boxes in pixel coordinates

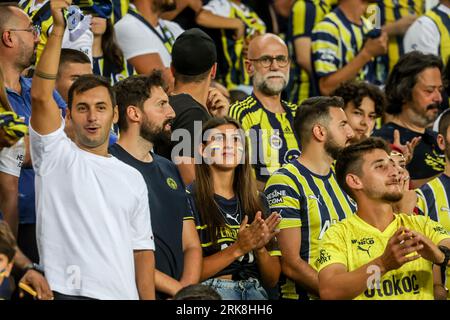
[174,284,222,300]
[332,80,385,116]
[293,96,345,147]
[113,71,165,132]
[385,51,443,115]
[173,68,211,84]
[438,109,450,137]
[0,221,16,262]
[335,137,391,197]
[59,49,91,69]
[68,74,115,109]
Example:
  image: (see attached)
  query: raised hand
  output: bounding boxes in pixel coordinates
[392,129,421,165]
[378,227,422,272]
[207,87,230,118]
[50,0,72,29]
[409,231,446,264]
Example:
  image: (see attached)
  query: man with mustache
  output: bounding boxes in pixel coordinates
[109,73,202,299]
[373,51,445,189]
[229,33,301,190]
[264,96,357,300]
[115,0,184,92]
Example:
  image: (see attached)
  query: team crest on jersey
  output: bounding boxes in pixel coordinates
[352,237,375,257]
[283,149,301,163]
[270,134,283,150]
[166,177,178,190]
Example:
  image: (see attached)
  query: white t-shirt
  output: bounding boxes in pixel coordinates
[29,121,154,300]
[114,9,184,67]
[0,138,25,177]
[404,4,450,56]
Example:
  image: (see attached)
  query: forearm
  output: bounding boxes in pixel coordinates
[134,250,155,300]
[318,49,372,95]
[255,248,280,288]
[14,248,32,270]
[319,258,385,300]
[196,10,241,30]
[155,269,182,297]
[180,246,202,286]
[281,256,319,296]
[32,25,65,101]
[201,242,243,281]
[382,16,416,36]
[0,174,19,237]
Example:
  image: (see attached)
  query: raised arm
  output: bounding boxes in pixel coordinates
[30,0,70,135]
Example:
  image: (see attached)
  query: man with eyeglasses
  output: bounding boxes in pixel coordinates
[0,3,66,274]
[229,33,301,191]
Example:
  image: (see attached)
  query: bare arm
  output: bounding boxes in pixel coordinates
[294,37,312,75]
[155,270,183,297]
[254,248,281,288]
[278,227,319,296]
[30,0,67,135]
[134,250,156,300]
[196,10,245,39]
[128,54,174,92]
[318,32,388,95]
[0,172,19,237]
[179,219,202,286]
[382,15,417,37]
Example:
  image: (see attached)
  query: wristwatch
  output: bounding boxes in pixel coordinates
[437,246,450,287]
[24,262,45,276]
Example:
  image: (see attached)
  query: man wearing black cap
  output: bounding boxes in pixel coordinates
[155,28,230,185]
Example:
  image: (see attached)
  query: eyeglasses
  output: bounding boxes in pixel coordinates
[5,25,41,38]
[248,55,290,68]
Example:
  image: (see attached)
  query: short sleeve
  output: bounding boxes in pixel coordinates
[292,1,318,38]
[311,20,341,78]
[29,118,73,176]
[420,216,450,245]
[202,0,231,17]
[115,17,159,60]
[131,181,155,250]
[264,172,302,230]
[403,16,440,56]
[183,196,195,221]
[0,138,25,177]
[315,223,348,272]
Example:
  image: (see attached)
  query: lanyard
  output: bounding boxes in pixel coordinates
[128,9,174,54]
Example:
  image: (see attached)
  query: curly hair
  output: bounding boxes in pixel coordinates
[332,80,386,116]
[385,51,443,115]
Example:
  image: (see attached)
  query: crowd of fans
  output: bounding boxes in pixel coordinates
[0,0,449,301]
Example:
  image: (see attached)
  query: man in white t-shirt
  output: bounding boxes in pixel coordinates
[29,0,155,300]
[115,0,184,91]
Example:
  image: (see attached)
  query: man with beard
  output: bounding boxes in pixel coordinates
[115,0,184,91]
[416,110,450,299]
[110,73,202,299]
[316,137,450,300]
[264,96,356,300]
[229,34,301,190]
[0,3,66,265]
[373,51,445,188]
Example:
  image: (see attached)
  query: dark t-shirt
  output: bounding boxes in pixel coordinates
[109,144,194,287]
[372,122,445,180]
[186,184,279,281]
[154,93,211,160]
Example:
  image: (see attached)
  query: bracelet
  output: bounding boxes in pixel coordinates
[34,70,57,80]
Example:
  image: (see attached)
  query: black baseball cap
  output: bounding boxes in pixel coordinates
[171,28,217,76]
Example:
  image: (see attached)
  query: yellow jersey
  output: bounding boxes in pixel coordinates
[316,213,450,300]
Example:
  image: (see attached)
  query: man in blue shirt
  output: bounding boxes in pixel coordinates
[0,4,66,263]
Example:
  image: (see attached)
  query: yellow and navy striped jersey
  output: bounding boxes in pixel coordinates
[287,0,330,104]
[229,94,301,182]
[375,0,425,77]
[202,0,266,90]
[425,5,450,67]
[316,213,450,300]
[20,0,54,62]
[264,160,356,299]
[93,56,136,84]
[311,7,375,86]
[416,173,450,299]
[111,0,129,24]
